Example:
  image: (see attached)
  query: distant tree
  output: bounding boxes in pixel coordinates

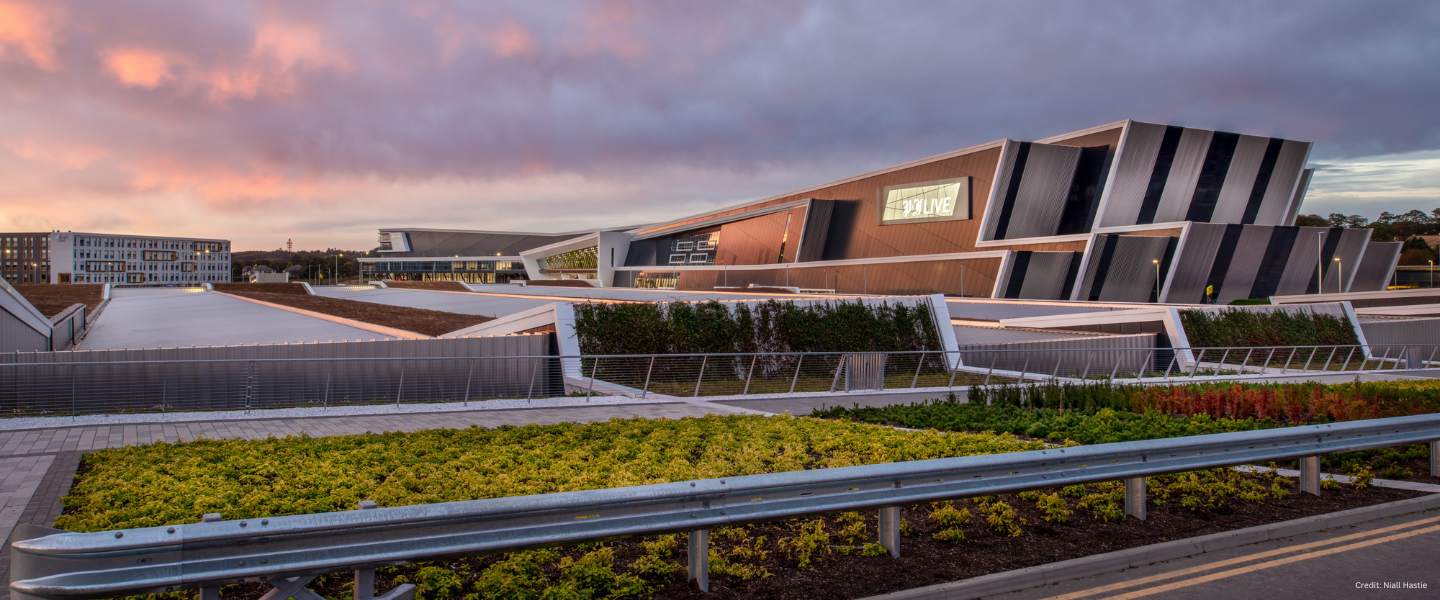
[1296,214,1328,227]
[1398,237,1438,265]
[1345,214,1370,228]
[1370,223,1395,242]
[1325,213,1349,227]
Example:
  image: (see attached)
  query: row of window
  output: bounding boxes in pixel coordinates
[75,236,228,251]
[1,236,45,248]
[668,253,717,265]
[365,261,524,272]
[75,250,225,261]
[78,261,218,273]
[2,248,45,259]
[71,273,223,283]
[0,261,47,270]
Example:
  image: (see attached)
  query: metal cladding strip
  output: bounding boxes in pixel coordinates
[12,414,1440,598]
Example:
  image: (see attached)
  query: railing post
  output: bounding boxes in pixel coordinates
[71,364,77,419]
[1216,349,1230,375]
[1124,477,1146,520]
[642,356,655,399]
[1303,347,1317,372]
[588,357,600,398]
[1016,356,1030,385]
[984,357,996,386]
[693,355,707,397]
[1188,349,1203,378]
[197,512,223,600]
[462,359,474,406]
[829,354,846,393]
[1431,440,1439,478]
[742,355,757,396]
[878,506,900,558]
[1280,348,1296,374]
[1080,353,1092,380]
[354,500,417,600]
[1340,347,1355,371]
[1300,456,1321,495]
[1137,350,1153,380]
[324,362,332,409]
[789,355,804,394]
[688,529,709,592]
[946,352,959,389]
[395,362,404,407]
[526,357,538,400]
[910,353,924,388]
[1109,354,1121,380]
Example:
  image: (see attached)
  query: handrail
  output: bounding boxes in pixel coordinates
[0,344,1429,367]
[10,413,1440,598]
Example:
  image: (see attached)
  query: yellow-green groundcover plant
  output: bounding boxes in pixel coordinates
[60,415,1050,532]
[60,415,1049,599]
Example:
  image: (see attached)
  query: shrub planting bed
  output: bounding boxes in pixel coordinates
[59,414,1421,600]
[1179,307,1359,348]
[214,288,492,336]
[11,283,104,316]
[816,379,1440,482]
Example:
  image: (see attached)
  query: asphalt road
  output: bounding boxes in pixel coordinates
[989,508,1440,600]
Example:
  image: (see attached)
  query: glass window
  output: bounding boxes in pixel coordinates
[669,254,686,265]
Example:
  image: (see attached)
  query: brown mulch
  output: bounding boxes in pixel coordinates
[216,290,492,337]
[384,281,472,292]
[212,282,310,295]
[212,482,1420,600]
[741,287,798,294]
[10,284,104,317]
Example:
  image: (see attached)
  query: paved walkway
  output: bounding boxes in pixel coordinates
[988,508,1440,600]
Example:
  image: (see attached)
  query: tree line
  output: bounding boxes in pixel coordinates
[231,249,371,282]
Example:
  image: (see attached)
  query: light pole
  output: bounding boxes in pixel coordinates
[335,253,343,285]
[1431,260,1435,288]
[1332,256,1341,293]
[1152,259,1160,303]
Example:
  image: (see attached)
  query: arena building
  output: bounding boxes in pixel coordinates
[363,120,1401,303]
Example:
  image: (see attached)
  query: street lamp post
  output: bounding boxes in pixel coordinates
[1431,260,1435,289]
[1332,256,1342,293]
[335,253,343,285]
[1152,259,1160,302]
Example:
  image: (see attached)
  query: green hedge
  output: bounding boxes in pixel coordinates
[572,299,941,355]
[1179,307,1359,348]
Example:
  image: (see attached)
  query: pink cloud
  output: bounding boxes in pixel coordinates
[0,0,65,70]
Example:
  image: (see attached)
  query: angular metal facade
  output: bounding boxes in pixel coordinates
[372,120,1396,303]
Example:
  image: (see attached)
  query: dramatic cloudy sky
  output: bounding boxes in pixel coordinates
[1,1,1437,250]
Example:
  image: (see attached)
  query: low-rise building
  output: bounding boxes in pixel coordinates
[28,231,232,285]
[0,232,51,284]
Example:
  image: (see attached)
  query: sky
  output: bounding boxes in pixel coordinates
[1,1,1437,251]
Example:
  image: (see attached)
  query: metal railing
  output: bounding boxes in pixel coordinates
[10,413,1440,598]
[0,344,1436,418]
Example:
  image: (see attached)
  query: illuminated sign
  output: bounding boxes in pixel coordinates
[878,177,972,225]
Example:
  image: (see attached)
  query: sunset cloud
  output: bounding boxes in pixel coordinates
[0,0,63,70]
[0,1,1435,250]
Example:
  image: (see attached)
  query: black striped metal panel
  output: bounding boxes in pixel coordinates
[1284,168,1314,226]
[1253,140,1310,225]
[1012,251,1079,300]
[1329,228,1370,292]
[1163,223,1228,304]
[1216,226,1275,303]
[1003,144,1082,239]
[1275,227,1330,296]
[1210,135,1271,224]
[1152,128,1214,223]
[1102,236,1173,302]
[1352,241,1403,291]
[1097,122,1167,227]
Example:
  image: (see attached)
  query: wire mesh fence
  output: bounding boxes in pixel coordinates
[0,344,1434,418]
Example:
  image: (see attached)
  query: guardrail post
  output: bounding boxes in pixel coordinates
[197,513,223,599]
[1300,456,1321,495]
[688,529,709,592]
[1124,477,1146,521]
[1431,440,1439,477]
[355,500,417,600]
[878,506,900,558]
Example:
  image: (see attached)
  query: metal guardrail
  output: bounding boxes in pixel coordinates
[9,413,1440,598]
[0,344,1436,417]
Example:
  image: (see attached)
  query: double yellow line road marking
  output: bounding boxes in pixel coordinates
[1046,514,1440,600]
